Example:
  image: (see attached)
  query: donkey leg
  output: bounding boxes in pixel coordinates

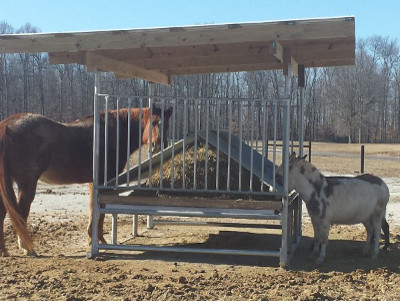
[309,218,321,258]
[382,217,390,250]
[0,200,9,257]
[316,222,330,265]
[362,219,374,256]
[16,181,37,256]
[371,216,382,259]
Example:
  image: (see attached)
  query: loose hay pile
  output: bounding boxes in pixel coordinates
[150,142,268,196]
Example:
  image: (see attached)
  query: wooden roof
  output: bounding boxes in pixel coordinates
[0,16,355,85]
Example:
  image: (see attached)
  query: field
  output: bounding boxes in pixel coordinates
[1,143,400,300]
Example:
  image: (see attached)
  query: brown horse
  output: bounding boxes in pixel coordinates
[0,106,173,256]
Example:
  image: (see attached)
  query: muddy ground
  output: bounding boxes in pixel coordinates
[1,147,400,300]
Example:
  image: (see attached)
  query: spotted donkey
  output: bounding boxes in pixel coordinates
[276,152,390,265]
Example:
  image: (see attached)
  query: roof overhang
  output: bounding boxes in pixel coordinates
[0,16,355,85]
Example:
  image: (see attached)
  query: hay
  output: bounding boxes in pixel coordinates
[150,142,267,194]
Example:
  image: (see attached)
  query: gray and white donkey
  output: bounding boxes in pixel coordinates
[276,152,390,265]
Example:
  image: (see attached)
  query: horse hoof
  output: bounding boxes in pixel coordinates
[0,250,10,257]
[26,250,38,257]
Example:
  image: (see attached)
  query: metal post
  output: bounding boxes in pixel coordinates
[361,145,365,173]
[89,71,101,258]
[132,215,138,237]
[111,213,118,245]
[299,87,304,157]
[280,62,292,268]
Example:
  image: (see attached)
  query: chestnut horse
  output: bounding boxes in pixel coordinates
[0,106,173,256]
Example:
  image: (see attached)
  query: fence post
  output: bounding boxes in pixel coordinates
[361,145,365,173]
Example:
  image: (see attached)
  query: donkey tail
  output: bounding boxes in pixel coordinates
[0,125,34,253]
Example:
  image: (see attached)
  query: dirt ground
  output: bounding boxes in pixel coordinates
[1,145,400,300]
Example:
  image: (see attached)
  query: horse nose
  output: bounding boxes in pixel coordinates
[152,141,161,154]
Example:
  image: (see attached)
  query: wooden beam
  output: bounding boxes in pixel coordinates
[85,52,170,85]
[164,62,283,76]
[270,40,284,62]
[0,17,354,54]
[49,51,86,64]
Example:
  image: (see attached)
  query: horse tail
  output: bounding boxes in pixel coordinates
[0,125,34,252]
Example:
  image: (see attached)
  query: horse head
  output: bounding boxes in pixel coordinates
[142,105,173,153]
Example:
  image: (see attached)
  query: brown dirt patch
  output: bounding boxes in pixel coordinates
[1,143,400,300]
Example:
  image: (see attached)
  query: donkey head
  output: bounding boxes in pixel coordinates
[276,152,308,191]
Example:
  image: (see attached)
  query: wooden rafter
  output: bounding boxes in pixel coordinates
[85,52,171,85]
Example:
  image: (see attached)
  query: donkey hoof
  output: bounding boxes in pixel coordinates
[315,258,324,266]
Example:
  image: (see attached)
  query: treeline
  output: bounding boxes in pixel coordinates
[1,22,399,143]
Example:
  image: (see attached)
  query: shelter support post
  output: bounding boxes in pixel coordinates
[280,59,292,268]
[88,71,101,258]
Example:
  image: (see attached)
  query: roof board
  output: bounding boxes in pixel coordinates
[0,16,355,85]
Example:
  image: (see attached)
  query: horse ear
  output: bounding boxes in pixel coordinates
[165,106,173,119]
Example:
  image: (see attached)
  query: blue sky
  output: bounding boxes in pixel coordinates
[1,0,399,41]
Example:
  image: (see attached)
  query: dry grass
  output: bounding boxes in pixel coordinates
[310,142,400,178]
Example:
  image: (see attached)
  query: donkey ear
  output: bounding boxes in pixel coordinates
[165,106,173,119]
[301,155,307,161]
[289,151,296,160]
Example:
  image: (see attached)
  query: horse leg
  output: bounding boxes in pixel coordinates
[87,183,107,245]
[16,181,37,256]
[315,222,330,266]
[0,199,9,257]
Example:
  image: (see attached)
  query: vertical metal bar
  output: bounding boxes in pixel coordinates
[91,71,101,257]
[216,101,220,190]
[103,96,109,186]
[250,100,255,191]
[193,99,198,190]
[205,100,210,190]
[115,97,120,186]
[261,100,266,191]
[227,99,232,190]
[238,102,243,191]
[182,98,188,189]
[272,102,278,191]
[170,99,176,189]
[147,215,154,229]
[299,87,304,156]
[138,98,143,185]
[159,99,165,189]
[280,62,292,268]
[132,215,138,237]
[126,97,132,186]
[148,86,154,188]
[111,213,118,245]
